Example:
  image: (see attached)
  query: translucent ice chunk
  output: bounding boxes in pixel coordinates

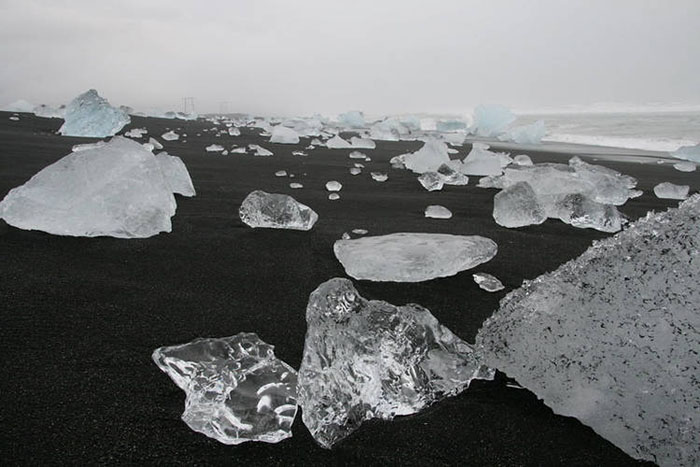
[671,142,700,163]
[289,182,303,189]
[437,164,469,185]
[125,128,147,138]
[653,182,689,200]
[162,131,180,141]
[551,193,622,232]
[472,272,504,292]
[401,139,451,174]
[152,333,298,445]
[493,181,547,228]
[350,137,376,149]
[461,143,510,176]
[334,232,497,282]
[328,193,340,200]
[2,99,34,112]
[155,152,196,197]
[349,167,361,175]
[673,161,696,172]
[513,154,533,166]
[298,278,489,448]
[371,172,388,182]
[228,127,241,136]
[270,126,300,144]
[59,89,130,138]
[149,137,163,150]
[275,170,288,177]
[325,135,352,149]
[425,205,452,219]
[249,144,273,156]
[292,151,308,157]
[239,190,318,230]
[418,172,444,191]
[337,111,365,128]
[349,151,367,159]
[0,136,177,238]
[471,104,516,137]
[476,195,700,467]
[501,120,546,144]
[325,181,342,192]
[205,144,224,152]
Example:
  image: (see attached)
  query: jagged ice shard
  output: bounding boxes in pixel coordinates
[475,195,700,467]
[0,137,180,238]
[401,139,451,174]
[239,190,318,230]
[152,333,298,445]
[298,278,489,448]
[334,233,497,282]
[58,89,130,137]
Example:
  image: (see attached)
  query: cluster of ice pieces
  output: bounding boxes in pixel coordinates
[483,156,640,232]
[239,191,318,231]
[0,137,193,238]
[334,233,497,282]
[152,333,298,445]
[298,278,491,448]
[476,195,700,467]
[58,89,130,138]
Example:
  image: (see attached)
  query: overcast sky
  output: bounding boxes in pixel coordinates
[1,0,699,116]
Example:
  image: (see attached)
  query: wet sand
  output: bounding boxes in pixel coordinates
[2,112,695,465]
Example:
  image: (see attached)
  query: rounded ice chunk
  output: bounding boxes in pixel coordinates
[425,205,453,219]
[653,182,689,200]
[334,232,497,282]
[239,190,318,231]
[493,181,547,228]
[325,181,342,192]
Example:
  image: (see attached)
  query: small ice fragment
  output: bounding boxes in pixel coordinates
[418,172,444,191]
[152,333,298,445]
[292,151,308,156]
[9,116,19,121]
[239,190,318,230]
[425,205,452,219]
[249,144,273,156]
[275,170,288,177]
[125,128,147,138]
[162,131,180,141]
[341,232,350,239]
[328,193,340,200]
[72,141,106,152]
[354,162,365,168]
[231,147,247,154]
[349,151,366,160]
[206,144,225,152]
[473,272,504,292]
[349,167,361,175]
[149,137,163,150]
[371,172,388,182]
[325,181,342,192]
[222,150,229,155]
[142,143,155,152]
[653,182,689,200]
[289,183,303,189]
[350,136,376,149]
[351,229,368,235]
[334,233,498,282]
[228,127,241,136]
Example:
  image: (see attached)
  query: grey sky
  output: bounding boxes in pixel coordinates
[1,0,699,115]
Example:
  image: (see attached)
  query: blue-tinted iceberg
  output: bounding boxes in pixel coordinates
[471,104,516,137]
[501,120,546,144]
[671,143,700,163]
[58,89,130,137]
[337,111,365,128]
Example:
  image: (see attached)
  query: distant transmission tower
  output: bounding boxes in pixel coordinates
[182,97,195,114]
[220,101,231,114]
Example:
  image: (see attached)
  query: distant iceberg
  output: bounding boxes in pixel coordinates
[59,89,130,138]
[671,143,700,163]
[2,99,35,113]
[337,111,365,128]
[471,104,516,137]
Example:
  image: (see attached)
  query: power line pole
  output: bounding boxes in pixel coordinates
[182,97,195,114]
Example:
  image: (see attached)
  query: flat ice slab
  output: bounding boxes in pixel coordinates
[298,278,489,448]
[334,232,497,282]
[239,190,318,230]
[476,195,700,466]
[153,333,298,445]
[0,136,180,238]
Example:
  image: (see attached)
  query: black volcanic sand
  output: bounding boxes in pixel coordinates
[1,112,696,466]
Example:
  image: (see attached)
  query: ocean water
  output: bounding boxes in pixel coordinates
[516,111,700,153]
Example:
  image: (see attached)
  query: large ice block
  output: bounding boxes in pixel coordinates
[58,89,130,137]
[476,195,700,466]
[298,278,488,448]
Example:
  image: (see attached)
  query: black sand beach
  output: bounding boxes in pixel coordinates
[1,113,696,465]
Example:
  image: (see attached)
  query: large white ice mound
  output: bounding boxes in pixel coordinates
[269,125,300,144]
[298,278,490,448]
[334,232,497,282]
[476,195,700,467]
[0,137,180,238]
[58,89,130,137]
[471,104,516,137]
